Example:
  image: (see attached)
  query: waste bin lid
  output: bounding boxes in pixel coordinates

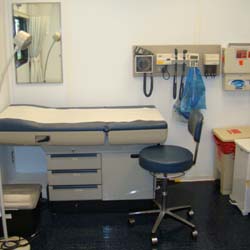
[235,139,250,153]
[3,184,41,210]
[213,126,250,142]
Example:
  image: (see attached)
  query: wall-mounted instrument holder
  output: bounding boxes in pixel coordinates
[133,45,221,78]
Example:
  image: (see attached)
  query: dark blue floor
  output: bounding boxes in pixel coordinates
[31,181,250,250]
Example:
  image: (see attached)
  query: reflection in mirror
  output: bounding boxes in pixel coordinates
[13,3,63,83]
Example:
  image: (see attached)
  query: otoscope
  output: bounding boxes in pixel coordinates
[178,49,188,100]
[173,48,178,99]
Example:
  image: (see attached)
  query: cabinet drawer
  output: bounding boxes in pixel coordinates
[48,169,101,185]
[48,185,102,201]
[47,153,101,170]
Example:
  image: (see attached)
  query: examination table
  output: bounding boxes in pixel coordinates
[0,105,168,202]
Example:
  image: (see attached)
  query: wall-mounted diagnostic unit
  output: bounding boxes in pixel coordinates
[135,55,154,73]
[223,43,250,91]
[133,45,221,77]
[133,45,221,97]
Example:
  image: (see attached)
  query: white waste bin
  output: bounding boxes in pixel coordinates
[213,126,250,195]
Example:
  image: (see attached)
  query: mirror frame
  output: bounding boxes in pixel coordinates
[12,2,63,84]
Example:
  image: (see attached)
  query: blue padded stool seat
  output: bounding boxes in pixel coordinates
[139,145,193,174]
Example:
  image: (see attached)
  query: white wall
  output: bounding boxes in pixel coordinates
[6,0,250,179]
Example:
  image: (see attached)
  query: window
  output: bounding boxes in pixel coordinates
[13,16,29,67]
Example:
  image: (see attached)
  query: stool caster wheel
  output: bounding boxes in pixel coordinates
[151,234,158,245]
[128,217,135,225]
[187,209,194,217]
[191,230,198,239]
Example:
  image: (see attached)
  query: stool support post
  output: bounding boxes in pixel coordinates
[162,174,168,211]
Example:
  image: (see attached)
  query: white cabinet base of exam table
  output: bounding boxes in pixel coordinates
[102,151,154,200]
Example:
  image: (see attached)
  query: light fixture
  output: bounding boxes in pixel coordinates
[0,31,32,90]
[0,30,32,250]
[43,32,61,82]
[14,30,32,50]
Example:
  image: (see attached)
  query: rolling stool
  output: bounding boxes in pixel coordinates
[128,110,204,245]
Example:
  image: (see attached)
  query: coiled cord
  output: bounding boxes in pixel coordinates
[0,232,39,250]
[143,73,154,97]
[161,65,170,80]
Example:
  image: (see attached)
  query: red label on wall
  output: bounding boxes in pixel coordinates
[227,129,242,134]
[236,50,247,58]
[238,60,244,66]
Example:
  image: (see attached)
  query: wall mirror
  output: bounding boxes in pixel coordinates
[12,2,63,83]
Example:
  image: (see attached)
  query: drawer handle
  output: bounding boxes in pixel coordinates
[35,135,50,143]
[50,153,98,158]
[130,154,139,158]
[52,185,98,190]
[51,169,98,174]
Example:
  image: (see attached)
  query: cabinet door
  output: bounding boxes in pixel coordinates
[247,154,250,180]
[102,152,153,200]
[231,146,249,211]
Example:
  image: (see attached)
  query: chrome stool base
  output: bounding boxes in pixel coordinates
[128,176,198,244]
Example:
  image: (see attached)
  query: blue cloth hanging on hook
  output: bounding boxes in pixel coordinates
[180,67,206,119]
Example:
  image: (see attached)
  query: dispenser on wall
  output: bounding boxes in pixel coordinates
[203,54,220,78]
[223,43,250,91]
